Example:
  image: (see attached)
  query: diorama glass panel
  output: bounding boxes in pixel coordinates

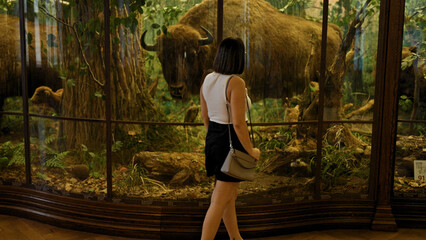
[242,123,317,204]
[0,12,24,115]
[0,115,26,184]
[325,0,379,121]
[111,123,211,201]
[228,0,323,122]
[394,123,426,198]
[320,123,371,199]
[18,0,106,121]
[30,117,107,197]
[111,123,315,204]
[220,0,327,203]
[394,0,425,198]
[110,0,211,122]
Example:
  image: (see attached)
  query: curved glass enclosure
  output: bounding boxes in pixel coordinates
[321,0,379,199]
[1,0,417,211]
[393,0,425,199]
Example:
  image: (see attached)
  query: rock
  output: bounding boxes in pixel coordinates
[364,146,371,156]
[65,183,72,192]
[66,164,90,180]
[133,152,209,185]
[355,147,364,155]
[396,141,402,148]
[290,159,311,177]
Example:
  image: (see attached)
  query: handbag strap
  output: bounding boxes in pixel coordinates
[224,75,255,149]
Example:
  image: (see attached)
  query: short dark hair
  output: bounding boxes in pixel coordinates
[212,37,245,75]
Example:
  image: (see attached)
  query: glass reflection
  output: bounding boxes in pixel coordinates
[0,10,25,184]
[394,0,425,199]
[1,8,24,116]
[312,0,378,199]
[215,0,329,203]
[326,0,379,121]
[17,0,106,121]
[30,117,106,196]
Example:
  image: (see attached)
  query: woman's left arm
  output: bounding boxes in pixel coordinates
[228,77,255,157]
[200,85,209,131]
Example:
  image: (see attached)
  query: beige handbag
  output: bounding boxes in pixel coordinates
[220,75,256,181]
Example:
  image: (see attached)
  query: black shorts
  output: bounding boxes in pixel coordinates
[205,121,248,182]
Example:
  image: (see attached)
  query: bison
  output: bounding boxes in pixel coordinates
[141,0,342,102]
[0,14,61,128]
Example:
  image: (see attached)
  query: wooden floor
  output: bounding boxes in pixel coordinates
[1,213,426,240]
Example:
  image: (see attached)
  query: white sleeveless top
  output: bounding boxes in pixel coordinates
[202,72,251,124]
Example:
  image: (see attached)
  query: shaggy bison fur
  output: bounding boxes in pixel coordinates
[141,0,342,101]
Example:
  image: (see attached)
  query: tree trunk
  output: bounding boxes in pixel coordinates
[298,0,371,148]
[60,3,159,150]
[351,22,365,106]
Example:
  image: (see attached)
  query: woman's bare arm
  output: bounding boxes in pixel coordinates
[200,85,209,131]
[227,76,259,159]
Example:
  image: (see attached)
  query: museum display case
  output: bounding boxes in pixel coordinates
[0,0,424,238]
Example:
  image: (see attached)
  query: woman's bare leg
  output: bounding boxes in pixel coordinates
[201,180,240,240]
[222,188,243,240]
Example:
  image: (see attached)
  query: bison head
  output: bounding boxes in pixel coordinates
[141,24,214,100]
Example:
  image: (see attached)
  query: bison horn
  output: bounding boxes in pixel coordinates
[198,26,213,46]
[140,30,158,51]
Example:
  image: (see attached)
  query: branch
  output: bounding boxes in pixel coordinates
[407,6,426,21]
[28,0,104,87]
[339,0,371,55]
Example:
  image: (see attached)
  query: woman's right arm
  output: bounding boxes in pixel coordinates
[200,85,209,131]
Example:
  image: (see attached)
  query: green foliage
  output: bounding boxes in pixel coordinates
[401,52,420,70]
[315,143,369,186]
[0,0,16,15]
[251,99,286,123]
[403,1,425,53]
[42,146,68,169]
[0,115,23,134]
[328,0,379,34]
[0,142,15,168]
[36,172,48,180]
[275,0,315,18]
[399,95,413,112]
[257,128,294,170]
[0,141,26,167]
[258,128,293,151]
[78,142,122,177]
[117,157,167,194]
[0,156,8,169]
[352,131,371,144]
[31,134,68,169]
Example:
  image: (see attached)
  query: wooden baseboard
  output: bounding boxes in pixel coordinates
[0,185,379,239]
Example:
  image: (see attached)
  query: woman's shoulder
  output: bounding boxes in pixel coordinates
[205,71,218,79]
[229,75,245,87]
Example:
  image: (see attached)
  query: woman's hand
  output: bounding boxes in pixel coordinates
[251,148,261,161]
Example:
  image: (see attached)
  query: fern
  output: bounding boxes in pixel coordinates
[44,135,57,145]
[43,150,69,169]
[7,142,25,167]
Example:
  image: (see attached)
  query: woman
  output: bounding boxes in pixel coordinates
[200,37,261,240]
